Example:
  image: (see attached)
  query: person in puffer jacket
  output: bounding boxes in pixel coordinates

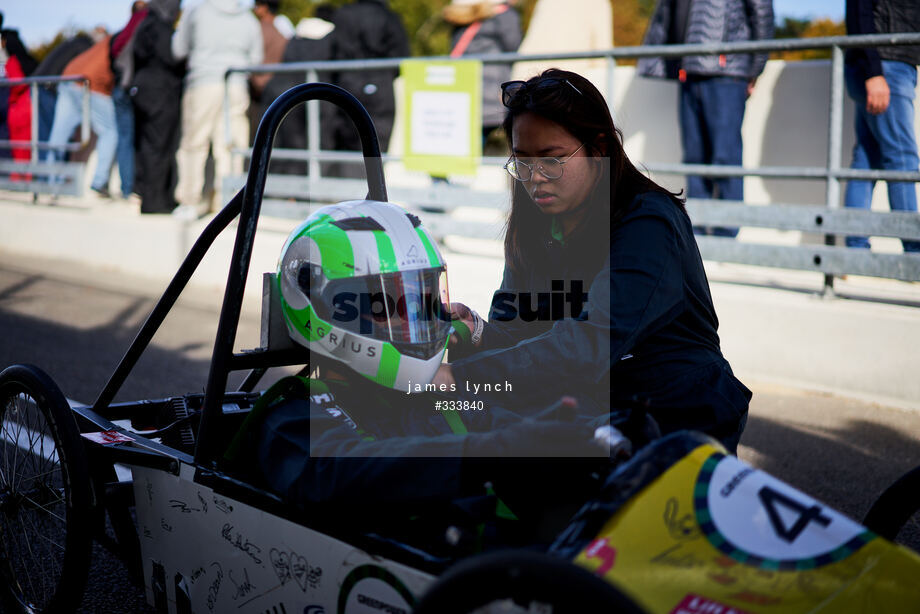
[443,0,522,143]
[638,0,774,238]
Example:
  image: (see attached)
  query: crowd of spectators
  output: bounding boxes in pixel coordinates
[0,0,435,217]
[2,0,916,243]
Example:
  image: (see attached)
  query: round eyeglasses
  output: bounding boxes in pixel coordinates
[503,143,585,182]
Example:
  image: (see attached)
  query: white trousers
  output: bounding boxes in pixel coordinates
[175,80,249,208]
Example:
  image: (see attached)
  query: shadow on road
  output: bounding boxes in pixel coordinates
[3,268,919,611]
[0,276,254,404]
[0,273,285,613]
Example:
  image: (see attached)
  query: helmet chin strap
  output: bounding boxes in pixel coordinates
[314,357,340,380]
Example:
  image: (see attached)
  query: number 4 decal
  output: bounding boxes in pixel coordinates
[758,486,832,543]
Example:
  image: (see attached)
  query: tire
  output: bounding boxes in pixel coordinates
[0,364,95,613]
[413,550,647,614]
[863,465,920,544]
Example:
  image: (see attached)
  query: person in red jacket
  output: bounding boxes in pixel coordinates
[2,29,37,167]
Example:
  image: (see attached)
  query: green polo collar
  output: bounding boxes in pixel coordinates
[550,217,566,245]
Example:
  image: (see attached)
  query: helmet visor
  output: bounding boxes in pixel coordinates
[308,268,452,360]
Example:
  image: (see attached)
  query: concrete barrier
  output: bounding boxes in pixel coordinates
[3,191,919,411]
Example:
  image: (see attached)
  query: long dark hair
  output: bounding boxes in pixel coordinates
[501,68,682,276]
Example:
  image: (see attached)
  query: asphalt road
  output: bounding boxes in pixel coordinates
[1,250,919,612]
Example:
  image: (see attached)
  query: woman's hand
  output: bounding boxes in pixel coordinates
[449,302,483,347]
[432,364,456,389]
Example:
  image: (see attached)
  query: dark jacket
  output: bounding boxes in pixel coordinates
[33,35,93,77]
[263,31,338,173]
[110,8,149,89]
[132,12,184,106]
[845,0,920,82]
[451,192,752,446]
[132,8,185,213]
[331,0,409,127]
[252,377,467,505]
[638,0,774,81]
[246,375,603,534]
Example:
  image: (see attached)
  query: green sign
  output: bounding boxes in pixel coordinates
[401,59,482,176]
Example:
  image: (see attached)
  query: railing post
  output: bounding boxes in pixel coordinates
[30,82,39,165]
[823,44,845,295]
[30,82,39,201]
[224,76,232,183]
[605,54,617,121]
[307,68,321,180]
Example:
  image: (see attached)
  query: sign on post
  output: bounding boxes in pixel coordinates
[401,60,482,177]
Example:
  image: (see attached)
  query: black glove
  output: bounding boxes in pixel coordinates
[459,397,611,528]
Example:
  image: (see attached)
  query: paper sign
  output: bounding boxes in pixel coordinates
[410,92,472,157]
[401,60,482,176]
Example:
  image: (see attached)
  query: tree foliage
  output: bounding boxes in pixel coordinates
[28,30,92,64]
[279,0,540,57]
[775,17,811,40]
[392,0,452,57]
[28,2,845,66]
[612,0,653,64]
[772,17,845,61]
[29,32,68,64]
[280,0,448,56]
[608,3,846,65]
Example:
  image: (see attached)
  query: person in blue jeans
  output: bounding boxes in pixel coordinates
[46,81,118,196]
[638,0,774,237]
[29,32,95,143]
[109,1,150,199]
[111,86,135,197]
[678,75,748,235]
[45,36,118,198]
[843,0,920,253]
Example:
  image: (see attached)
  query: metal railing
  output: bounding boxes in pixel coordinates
[0,74,91,196]
[223,33,920,291]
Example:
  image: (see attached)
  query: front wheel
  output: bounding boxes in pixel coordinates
[0,364,95,613]
[863,465,920,546]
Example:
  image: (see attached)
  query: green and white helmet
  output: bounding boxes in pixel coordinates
[278,200,451,390]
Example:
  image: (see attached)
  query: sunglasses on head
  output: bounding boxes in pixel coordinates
[501,78,584,108]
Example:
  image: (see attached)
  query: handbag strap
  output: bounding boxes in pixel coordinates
[449,3,510,58]
[450,21,483,58]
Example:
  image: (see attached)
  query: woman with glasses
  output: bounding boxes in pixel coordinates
[434,69,751,452]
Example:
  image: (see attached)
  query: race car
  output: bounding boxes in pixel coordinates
[2,83,918,614]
